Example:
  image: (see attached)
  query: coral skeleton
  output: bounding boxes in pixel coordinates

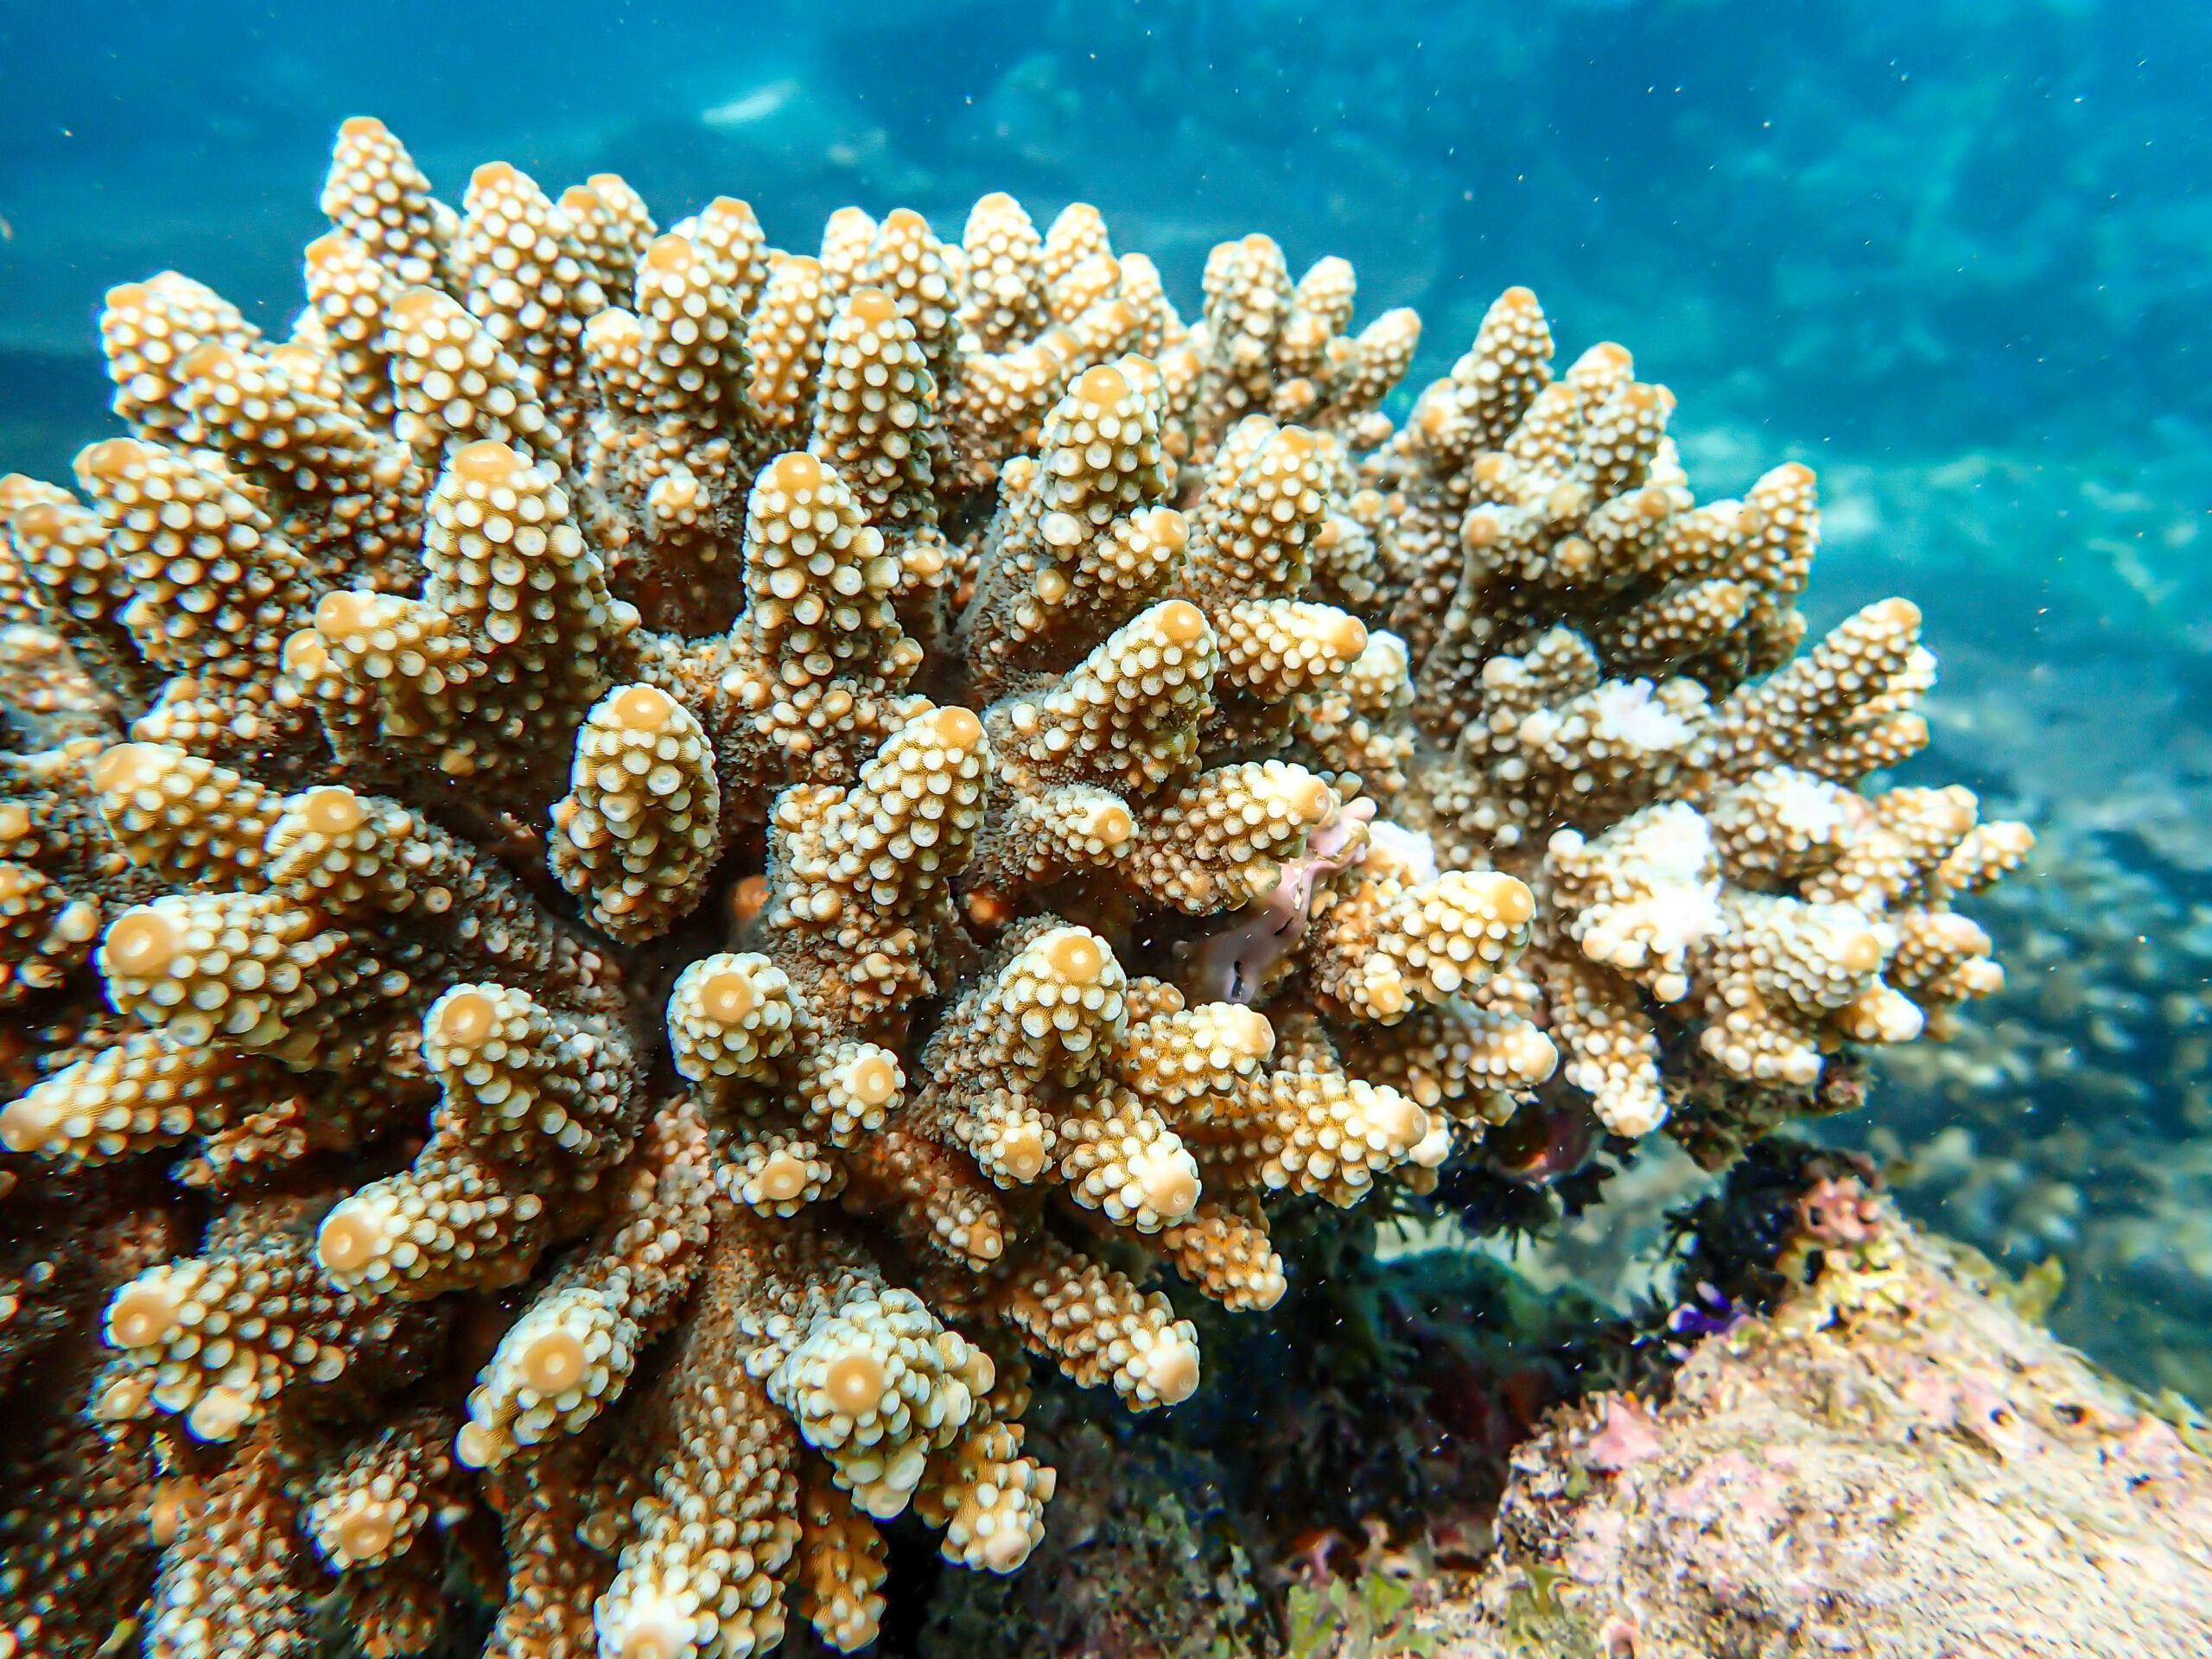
[0,117,2024,1657]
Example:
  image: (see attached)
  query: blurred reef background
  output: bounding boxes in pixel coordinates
[3,0,2209,1560]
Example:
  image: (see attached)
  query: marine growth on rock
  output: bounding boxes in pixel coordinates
[0,117,2027,1658]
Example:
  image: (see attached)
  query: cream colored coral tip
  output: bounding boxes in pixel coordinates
[1143,1332,1199,1404]
[104,279,149,308]
[453,1421,500,1469]
[268,343,320,379]
[768,450,827,492]
[315,1203,380,1274]
[389,285,447,323]
[1218,1005,1274,1059]
[1137,1147,1199,1219]
[104,908,180,977]
[10,502,67,543]
[315,589,375,635]
[1154,600,1206,645]
[1283,771,1332,820]
[334,1499,397,1563]
[824,1349,888,1414]
[960,1343,996,1397]
[435,989,499,1047]
[188,1386,252,1442]
[1460,507,1504,550]
[609,683,676,732]
[0,1096,54,1154]
[298,786,365,836]
[1076,362,1129,406]
[1580,340,1633,375]
[1042,929,1103,985]
[1365,978,1409,1019]
[176,340,237,381]
[76,437,147,480]
[931,705,983,748]
[1836,928,1885,976]
[107,1281,180,1348]
[982,1525,1032,1572]
[610,1595,694,1659]
[1926,912,1986,948]
[848,285,899,324]
[0,866,30,902]
[756,1148,810,1203]
[283,629,331,676]
[585,308,643,346]
[1471,872,1535,927]
[520,1327,588,1395]
[470,160,519,190]
[146,1480,199,1547]
[1369,1089,1421,1143]
[452,439,523,485]
[92,742,168,796]
[1325,610,1368,658]
[1516,1028,1561,1081]
[1868,595,1922,629]
[997,1123,1047,1183]
[339,114,390,139]
[558,183,601,213]
[849,1052,899,1106]
[642,232,695,273]
[697,967,755,1023]
[1092,801,1135,843]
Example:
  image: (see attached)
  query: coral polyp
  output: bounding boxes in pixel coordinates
[0,115,2023,1658]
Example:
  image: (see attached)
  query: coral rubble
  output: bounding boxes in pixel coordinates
[0,116,2023,1656]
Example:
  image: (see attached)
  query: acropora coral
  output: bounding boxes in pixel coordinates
[0,116,2026,1658]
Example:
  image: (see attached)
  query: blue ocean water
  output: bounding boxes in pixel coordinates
[3,0,2209,1399]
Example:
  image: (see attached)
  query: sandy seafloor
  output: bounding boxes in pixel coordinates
[3,0,2209,1393]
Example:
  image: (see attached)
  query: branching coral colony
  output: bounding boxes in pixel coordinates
[0,118,2030,1658]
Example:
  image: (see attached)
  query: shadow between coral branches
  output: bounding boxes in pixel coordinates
[857,1135,1872,1659]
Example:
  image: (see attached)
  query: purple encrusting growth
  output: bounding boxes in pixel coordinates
[1663,1281,1742,1357]
[1191,798,1377,1004]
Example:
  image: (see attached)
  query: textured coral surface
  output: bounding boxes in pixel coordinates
[0,118,2024,1658]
